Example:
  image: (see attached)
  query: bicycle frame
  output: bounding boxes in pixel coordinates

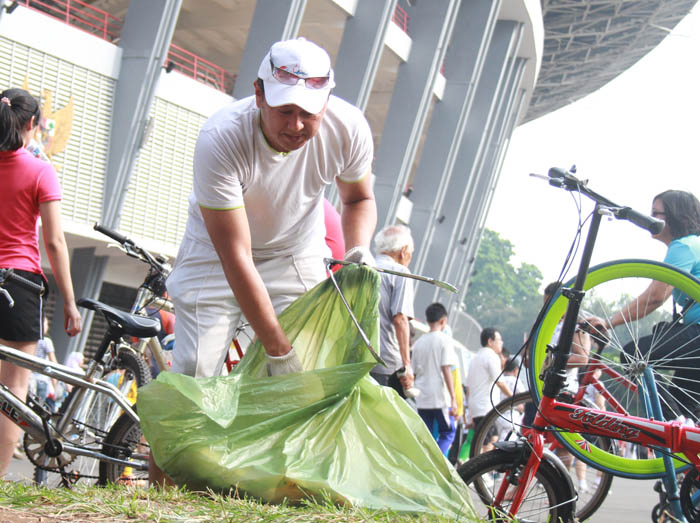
[0,343,144,471]
[494,171,697,520]
[131,291,173,373]
[573,340,638,415]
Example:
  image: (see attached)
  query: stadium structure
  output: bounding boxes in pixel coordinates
[0,0,695,358]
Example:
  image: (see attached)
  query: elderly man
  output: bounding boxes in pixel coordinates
[370,224,417,397]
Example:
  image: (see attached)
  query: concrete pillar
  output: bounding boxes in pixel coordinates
[455,86,528,307]
[373,0,462,229]
[441,56,526,313]
[77,0,180,362]
[233,0,308,99]
[413,20,523,312]
[325,0,397,205]
[102,0,182,228]
[409,0,500,278]
[333,0,397,111]
[50,248,107,363]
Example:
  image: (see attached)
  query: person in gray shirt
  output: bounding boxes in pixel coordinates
[371,225,417,397]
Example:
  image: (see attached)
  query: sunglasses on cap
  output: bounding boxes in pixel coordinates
[269,57,331,90]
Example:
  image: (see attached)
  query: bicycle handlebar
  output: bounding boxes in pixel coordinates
[0,268,45,294]
[93,222,170,276]
[540,167,665,235]
[94,222,131,245]
[616,207,664,235]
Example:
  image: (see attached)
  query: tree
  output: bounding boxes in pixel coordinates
[464,229,544,350]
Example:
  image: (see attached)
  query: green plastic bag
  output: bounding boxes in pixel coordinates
[139,265,475,519]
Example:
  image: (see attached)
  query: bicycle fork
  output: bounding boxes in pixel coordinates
[493,423,546,516]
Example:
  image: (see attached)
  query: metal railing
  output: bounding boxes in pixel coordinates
[392,4,409,33]
[16,0,234,94]
[17,0,122,42]
[166,44,234,94]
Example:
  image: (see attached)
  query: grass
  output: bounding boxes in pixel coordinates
[0,481,466,522]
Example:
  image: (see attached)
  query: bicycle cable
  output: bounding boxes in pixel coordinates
[484,183,599,439]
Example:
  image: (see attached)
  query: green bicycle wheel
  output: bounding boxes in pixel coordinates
[528,259,700,479]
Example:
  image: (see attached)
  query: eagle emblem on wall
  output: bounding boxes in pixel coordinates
[23,80,74,167]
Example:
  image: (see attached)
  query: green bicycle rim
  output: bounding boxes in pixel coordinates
[529,259,700,479]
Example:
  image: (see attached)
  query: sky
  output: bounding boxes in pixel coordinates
[485,8,700,286]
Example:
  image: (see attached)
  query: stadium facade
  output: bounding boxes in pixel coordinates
[0,0,694,357]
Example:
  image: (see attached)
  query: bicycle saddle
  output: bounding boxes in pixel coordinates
[78,298,161,338]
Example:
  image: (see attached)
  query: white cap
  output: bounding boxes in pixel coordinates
[257,38,335,114]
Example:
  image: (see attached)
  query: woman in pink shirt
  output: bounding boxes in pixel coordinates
[0,88,81,476]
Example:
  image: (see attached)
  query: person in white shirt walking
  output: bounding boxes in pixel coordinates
[466,327,512,432]
[412,303,458,455]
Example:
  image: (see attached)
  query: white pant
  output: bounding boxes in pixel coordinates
[166,238,327,377]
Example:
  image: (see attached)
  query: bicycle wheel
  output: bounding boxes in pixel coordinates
[98,410,149,486]
[457,448,575,522]
[469,392,613,521]
[32,348,150,486]
[529,259,700,479]
[680,468,700,521]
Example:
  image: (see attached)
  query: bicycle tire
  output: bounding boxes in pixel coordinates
[528,259,700,479]
[468,391,613,521]
[457,448,575,522]
[98,409,148,486]
[680,468,700,522]
[33,348,150,487]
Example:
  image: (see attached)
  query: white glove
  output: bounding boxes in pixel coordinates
[343,246,375,266]
[266,347,303,376]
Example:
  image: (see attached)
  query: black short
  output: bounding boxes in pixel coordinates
[0,269,45,342]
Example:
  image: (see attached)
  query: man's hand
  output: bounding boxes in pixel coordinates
[584,317,613,338]
[266,347,303,376]
[343,246,375,266]
[449,399,458,417]
[398,364,414,388]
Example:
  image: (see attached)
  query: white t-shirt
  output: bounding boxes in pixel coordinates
[466,347,503,418]
[181,95,373,260]
[501,373,526,402]
[412,331,457,409]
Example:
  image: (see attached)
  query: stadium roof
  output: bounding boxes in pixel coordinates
[85,0,698,122]
[526,0,698,122]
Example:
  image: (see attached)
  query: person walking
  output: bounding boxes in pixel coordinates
[466,327,512,431]
[412,303,458,455]
[0,87,82,477]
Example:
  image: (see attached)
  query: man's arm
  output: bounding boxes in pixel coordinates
[441,365,457,415]
[489,353,512,397]
[589,279,672,333]
[200,206,290,356]
[567,329,591,367]
[393,312,413,385]
[496,380,513,397]
[336,171,376,251]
